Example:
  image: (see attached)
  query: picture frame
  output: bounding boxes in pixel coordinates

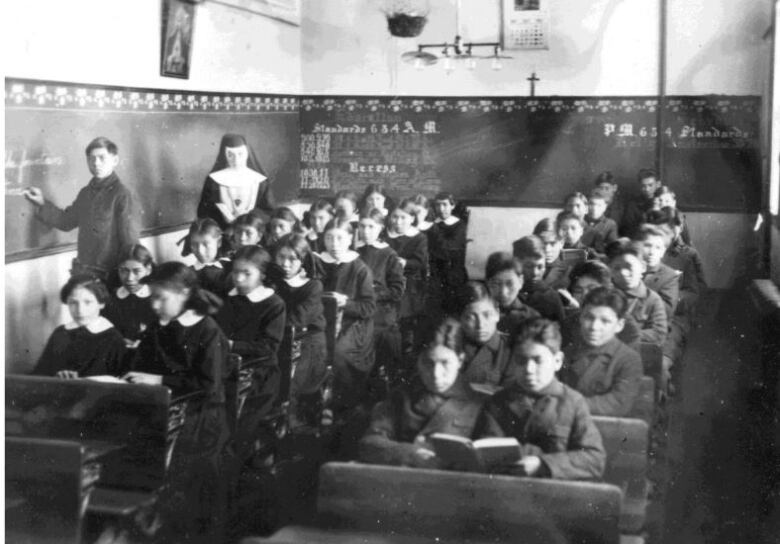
[160,0,196,79]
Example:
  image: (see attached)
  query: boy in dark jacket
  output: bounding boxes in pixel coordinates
[473,319,606,480]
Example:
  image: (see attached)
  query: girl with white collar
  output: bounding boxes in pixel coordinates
[124,262,231,541]
[386,199,429,370]
[357,208,405,383]
[188,218,232,297]
[216,245,286,463]
[320,215,376,416]
[103,244,156,351]
[33,274,126,378]
[273,234,327,427]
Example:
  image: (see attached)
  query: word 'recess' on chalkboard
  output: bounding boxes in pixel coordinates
[5,79,300,261]
[298,96,761,212]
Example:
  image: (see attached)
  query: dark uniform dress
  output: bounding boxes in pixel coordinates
[561,338,643,417]
[320,251,376,411]
[497,297,540,337]
[275,276,327,422]
[103,285,156,342]
[33,317,126,377]
[215,286,285,460]
[131,311,231,541]
[192,259,232,298]
[358,242,406,381]
[429,217,468,316]
[462,331,513,389]
[473,379,606,480]
[359,379,485,467]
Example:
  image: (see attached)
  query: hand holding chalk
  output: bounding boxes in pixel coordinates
[23,187,44,206]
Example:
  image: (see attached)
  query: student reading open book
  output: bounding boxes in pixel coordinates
[429,434,520,473]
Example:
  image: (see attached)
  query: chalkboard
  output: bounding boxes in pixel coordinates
[5,79,299,261]
[298,95,761,212]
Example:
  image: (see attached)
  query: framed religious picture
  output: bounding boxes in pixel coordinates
[160,0,196,79]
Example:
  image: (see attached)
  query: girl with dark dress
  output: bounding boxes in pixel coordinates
[429,192,468,316]
[196,133,274,231]
[303,199,334,255]
[188,218,232,297]
[319,215,376,415]
[124,262,231,542]
[357,207,406,385]
[386,199,429,369]
[215,246,286,462]
[273,234,328,426]
[34,274,125,378]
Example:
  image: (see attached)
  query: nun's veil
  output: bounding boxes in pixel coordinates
[210,133,267,176]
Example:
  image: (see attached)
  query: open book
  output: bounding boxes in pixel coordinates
[84,375,128,384]
[430,433,521,473]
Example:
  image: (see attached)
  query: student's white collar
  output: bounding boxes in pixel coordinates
[355,240,389,249]
[284,276,309,288]
[116,284,151,299]
[386,227,420,239]
[435,216,460,226]
[64,316,114,333]
[192,259,224,271]
[319,250,360,264]
[160,309,204,327]
[228,285,275,303]
[209,167,267,188]
[417,220,433,231]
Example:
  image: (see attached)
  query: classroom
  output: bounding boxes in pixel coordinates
[4,0,780,543]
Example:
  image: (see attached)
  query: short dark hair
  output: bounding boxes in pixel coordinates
[143,261,222,315]
[458,281,494,314]
[117,243,155,269]
[433,192,456,205]
[513,235,546,260]
[568,260,613,290]
[514,318,562,354]
[594,171,616,186]
[325,210,355,235]
[654,185,676,199]
[589,188,611,202]
[189,217,222,238]
[564,191,588,207]
[85,137,118,156]
[636,223,672,245]
[60,273,110,304]
[645,206,683,228]
[532,217,558,238]
[637,168,658,182]
[273,233,316,278]
[556,211,584,229]
[420,317,465,357]
[485,251,519,280]
[605,238,642,262]
[233,245,272,279]
[334,190,358,205]
[233,211,265,232]
[581,286,628,318]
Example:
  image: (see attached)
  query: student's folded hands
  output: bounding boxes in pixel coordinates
[411,447,441,469]
[505,455,543,477]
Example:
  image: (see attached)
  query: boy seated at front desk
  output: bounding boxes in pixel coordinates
[358,318,486,468]
[472,319,606,480]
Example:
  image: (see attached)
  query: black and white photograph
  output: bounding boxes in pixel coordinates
[3,1,780,543]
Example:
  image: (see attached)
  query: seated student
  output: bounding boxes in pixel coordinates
[357,208,406,383]
[232,211,266,253]
[34,274,126,378]
[304,199,335,255]
[273,234,327,426]
[484,251,540,336]
[607,240,668,345]
[103,244,157,352]
[412,193,434,233]
[320,215,376,414]
[563,191,589,222]
[622,168,661,239]
[581,189,619,253]
[558,260,641,351]
[524,218,568,290]
[652,186,691,242]
[264,206,301,249]
[458,281,512,388]
[557,211,598,260]
[473,319,606,480]
[334,189,360,225]
[560,287,643,417]
[646,206,706,314]
[359,183,391,218]
[429,192,469,316]
[593,170,627,230]
[387,199,429,358]
[188,218,231,297]
[513,235,565,323]
[215,246,286,461]
[124,262,230,541]
[359,318,486,468]
[637,224,680,320]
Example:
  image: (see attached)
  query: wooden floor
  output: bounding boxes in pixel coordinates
[654,288,780,544]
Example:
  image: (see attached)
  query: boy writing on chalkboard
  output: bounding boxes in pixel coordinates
[24,137,140,283]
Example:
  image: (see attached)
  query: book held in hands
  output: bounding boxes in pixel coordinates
[430,433,521,472]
